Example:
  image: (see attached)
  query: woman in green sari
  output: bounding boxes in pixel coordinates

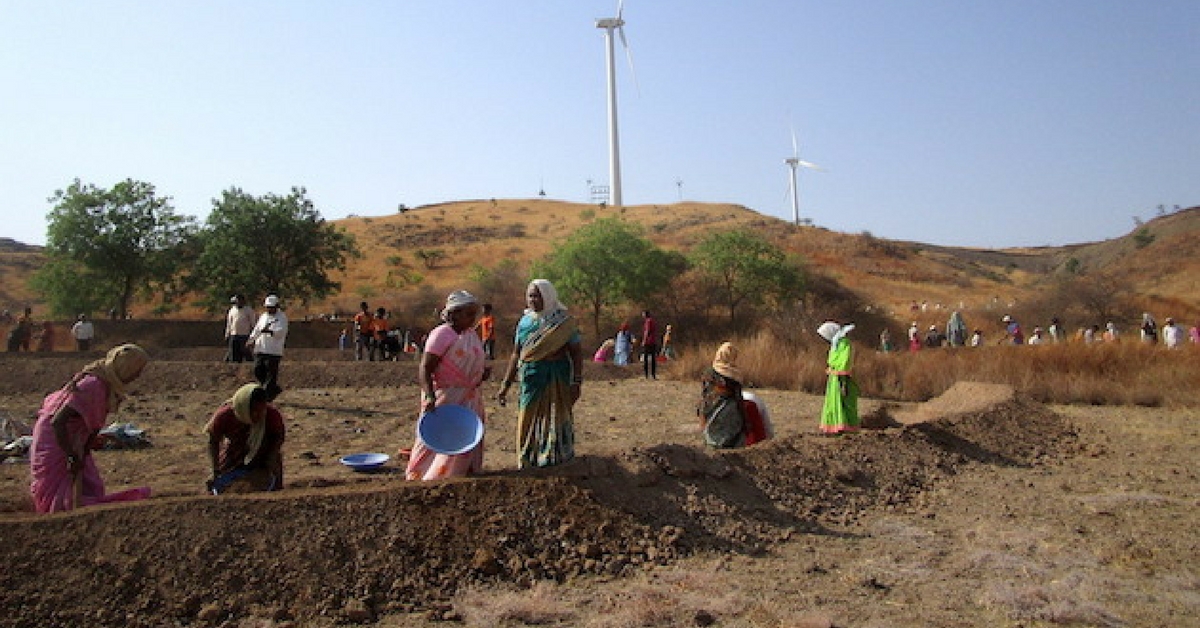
[497,279,583,468]
[818,321,860,434]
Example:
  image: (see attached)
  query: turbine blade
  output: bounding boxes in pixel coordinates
[799,160,825,172]
[619,26,641,97]
[617,0,625,21]
[790,123,798,159]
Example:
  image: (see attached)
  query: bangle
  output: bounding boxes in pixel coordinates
[571,378,583,385]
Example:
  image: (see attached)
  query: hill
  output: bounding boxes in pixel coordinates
[3,201,1199,328]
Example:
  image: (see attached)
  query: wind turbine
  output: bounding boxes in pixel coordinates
[596,0,637,207]
[785,125,822,225]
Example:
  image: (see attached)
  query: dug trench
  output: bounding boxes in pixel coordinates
[0,376,1076,628]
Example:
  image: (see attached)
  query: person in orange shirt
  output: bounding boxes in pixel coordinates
[477,303,496,359]
[372,307,391,361]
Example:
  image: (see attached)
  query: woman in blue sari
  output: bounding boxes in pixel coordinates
[497,279,583,468]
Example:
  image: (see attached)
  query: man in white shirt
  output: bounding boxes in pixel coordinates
[247,294,288,400]
[224,295,256,363]
[70,314,95,352]
[1163,318,1184,349]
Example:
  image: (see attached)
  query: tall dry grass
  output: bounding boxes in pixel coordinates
[675,332,1200,407]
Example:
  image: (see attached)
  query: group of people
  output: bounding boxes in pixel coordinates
[351,301,404,361]
[4,307,95,353]
[28,278,866,515]
[27,280,585,512]
[594,311,673,379]
[28,342,289,511]
[888,310,1200,351]
[224,294,290,399]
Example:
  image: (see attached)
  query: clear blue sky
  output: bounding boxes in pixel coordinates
[2,1,1197,249]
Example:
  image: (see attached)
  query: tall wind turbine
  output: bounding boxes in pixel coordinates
[785,126,822,225]
[596,0,636,207]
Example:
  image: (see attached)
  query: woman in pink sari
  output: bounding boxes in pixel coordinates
[405,291,490,481]
[29,344,153,513]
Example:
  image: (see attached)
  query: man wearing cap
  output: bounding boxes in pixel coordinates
[247,295,288,400]
[224,294,256,363]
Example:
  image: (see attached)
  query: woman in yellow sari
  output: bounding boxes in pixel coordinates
[497,279,582,468]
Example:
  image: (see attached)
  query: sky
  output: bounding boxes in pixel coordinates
[1,1,1197,249]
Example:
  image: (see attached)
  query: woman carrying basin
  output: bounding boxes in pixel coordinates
[405,290,490,481]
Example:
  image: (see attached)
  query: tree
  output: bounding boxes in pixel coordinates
[192,187,359,309]
[534,217,677,337]
[1132,227,1155,249]
[415,248,446,269]
[469,258,528,312]
[1041,271,1132,325]
[689,230,805,324]
[33,179,195,317]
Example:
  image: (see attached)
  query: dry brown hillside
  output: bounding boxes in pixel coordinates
[3,202,1199,325]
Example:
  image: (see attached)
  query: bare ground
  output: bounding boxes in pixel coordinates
[0,352,1197,627]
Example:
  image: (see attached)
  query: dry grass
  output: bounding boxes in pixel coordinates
[454,566,751,628]
[980,580,1126,627]
[675,332,1200,407]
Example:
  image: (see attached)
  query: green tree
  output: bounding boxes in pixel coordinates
[690,230,805,324]
[534,217,678,337]
[192,187,359,309]
[1132,227,1155,249]
[33,179,195,317]
[415,248,446,269]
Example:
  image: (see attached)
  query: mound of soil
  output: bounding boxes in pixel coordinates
[0,390,1077,627]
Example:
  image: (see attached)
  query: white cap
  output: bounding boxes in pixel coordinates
[1002,315,1012,323]
[264,294,280,307]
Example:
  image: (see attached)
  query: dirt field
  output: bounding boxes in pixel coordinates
[0,351,1197,627]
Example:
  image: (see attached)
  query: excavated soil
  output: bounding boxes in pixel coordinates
[0,352,1196,627]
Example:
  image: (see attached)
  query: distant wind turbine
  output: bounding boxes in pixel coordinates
[596,0,637,207]
[785,125,823,225]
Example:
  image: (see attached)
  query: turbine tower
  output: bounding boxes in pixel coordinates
[785,126,822,225]
[596,0,635,207]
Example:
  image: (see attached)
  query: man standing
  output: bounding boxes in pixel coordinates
[353,301,373,361]
[247,294,288,400]
[371,307,390,361]
[641,309,658,380]
[224,295,255,363]
[6,307,33,352]
[70,314,95,352]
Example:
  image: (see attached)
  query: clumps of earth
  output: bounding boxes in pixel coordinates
[0,388,1076,628]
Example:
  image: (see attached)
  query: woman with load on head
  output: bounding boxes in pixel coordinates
[405,290,490,481]
[29,344,153,513]
[497,279,582,469]
[697,343,771,448]
[818,321,860,434]
[205,383,286,493]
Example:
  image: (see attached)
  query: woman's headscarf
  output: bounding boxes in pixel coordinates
[228,383,267,465]
[526,279,565,319]
[440,290,478,323]
[817,321,855,345]
[711,342,744,382]
[79,343,149,412]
